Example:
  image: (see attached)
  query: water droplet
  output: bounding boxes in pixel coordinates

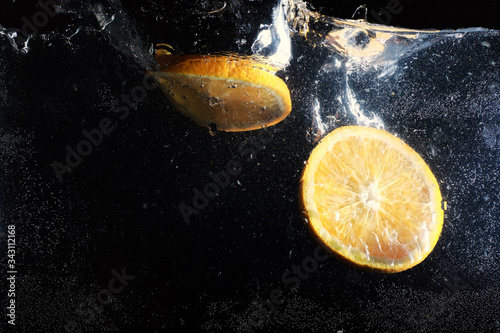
[208,123,218,136]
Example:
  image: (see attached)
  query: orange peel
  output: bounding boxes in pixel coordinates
[148,50,292,132]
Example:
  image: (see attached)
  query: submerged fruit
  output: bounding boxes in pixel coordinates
[300,126,444,273]
[147,50,292,132]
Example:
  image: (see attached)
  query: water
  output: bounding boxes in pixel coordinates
[0,0,499,332]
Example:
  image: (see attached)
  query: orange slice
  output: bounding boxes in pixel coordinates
[300,126,444,273]
[147,50,292,132]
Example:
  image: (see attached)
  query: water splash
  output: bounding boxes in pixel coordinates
[91,0,156,70]
[343,78,385,129]
[0,0,498,135]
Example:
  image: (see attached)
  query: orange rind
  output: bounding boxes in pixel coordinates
[300,126,444,273]
[148,50,292,132]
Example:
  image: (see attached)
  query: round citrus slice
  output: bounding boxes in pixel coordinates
[300,126,444,273]
[147,50,292,132]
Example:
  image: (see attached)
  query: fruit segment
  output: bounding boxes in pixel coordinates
[148,52,292,132]
[301,126,444,273]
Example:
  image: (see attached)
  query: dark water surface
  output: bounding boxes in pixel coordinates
[0,1,499,332]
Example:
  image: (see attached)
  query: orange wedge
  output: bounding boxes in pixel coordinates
[147,50,292,132]
[300,126,444,273]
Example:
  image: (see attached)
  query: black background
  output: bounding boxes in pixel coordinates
[0,1,499,332]
[3,0,500,31]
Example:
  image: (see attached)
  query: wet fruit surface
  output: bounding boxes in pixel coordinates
[148,52,292,132]
[301,126,444,273]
